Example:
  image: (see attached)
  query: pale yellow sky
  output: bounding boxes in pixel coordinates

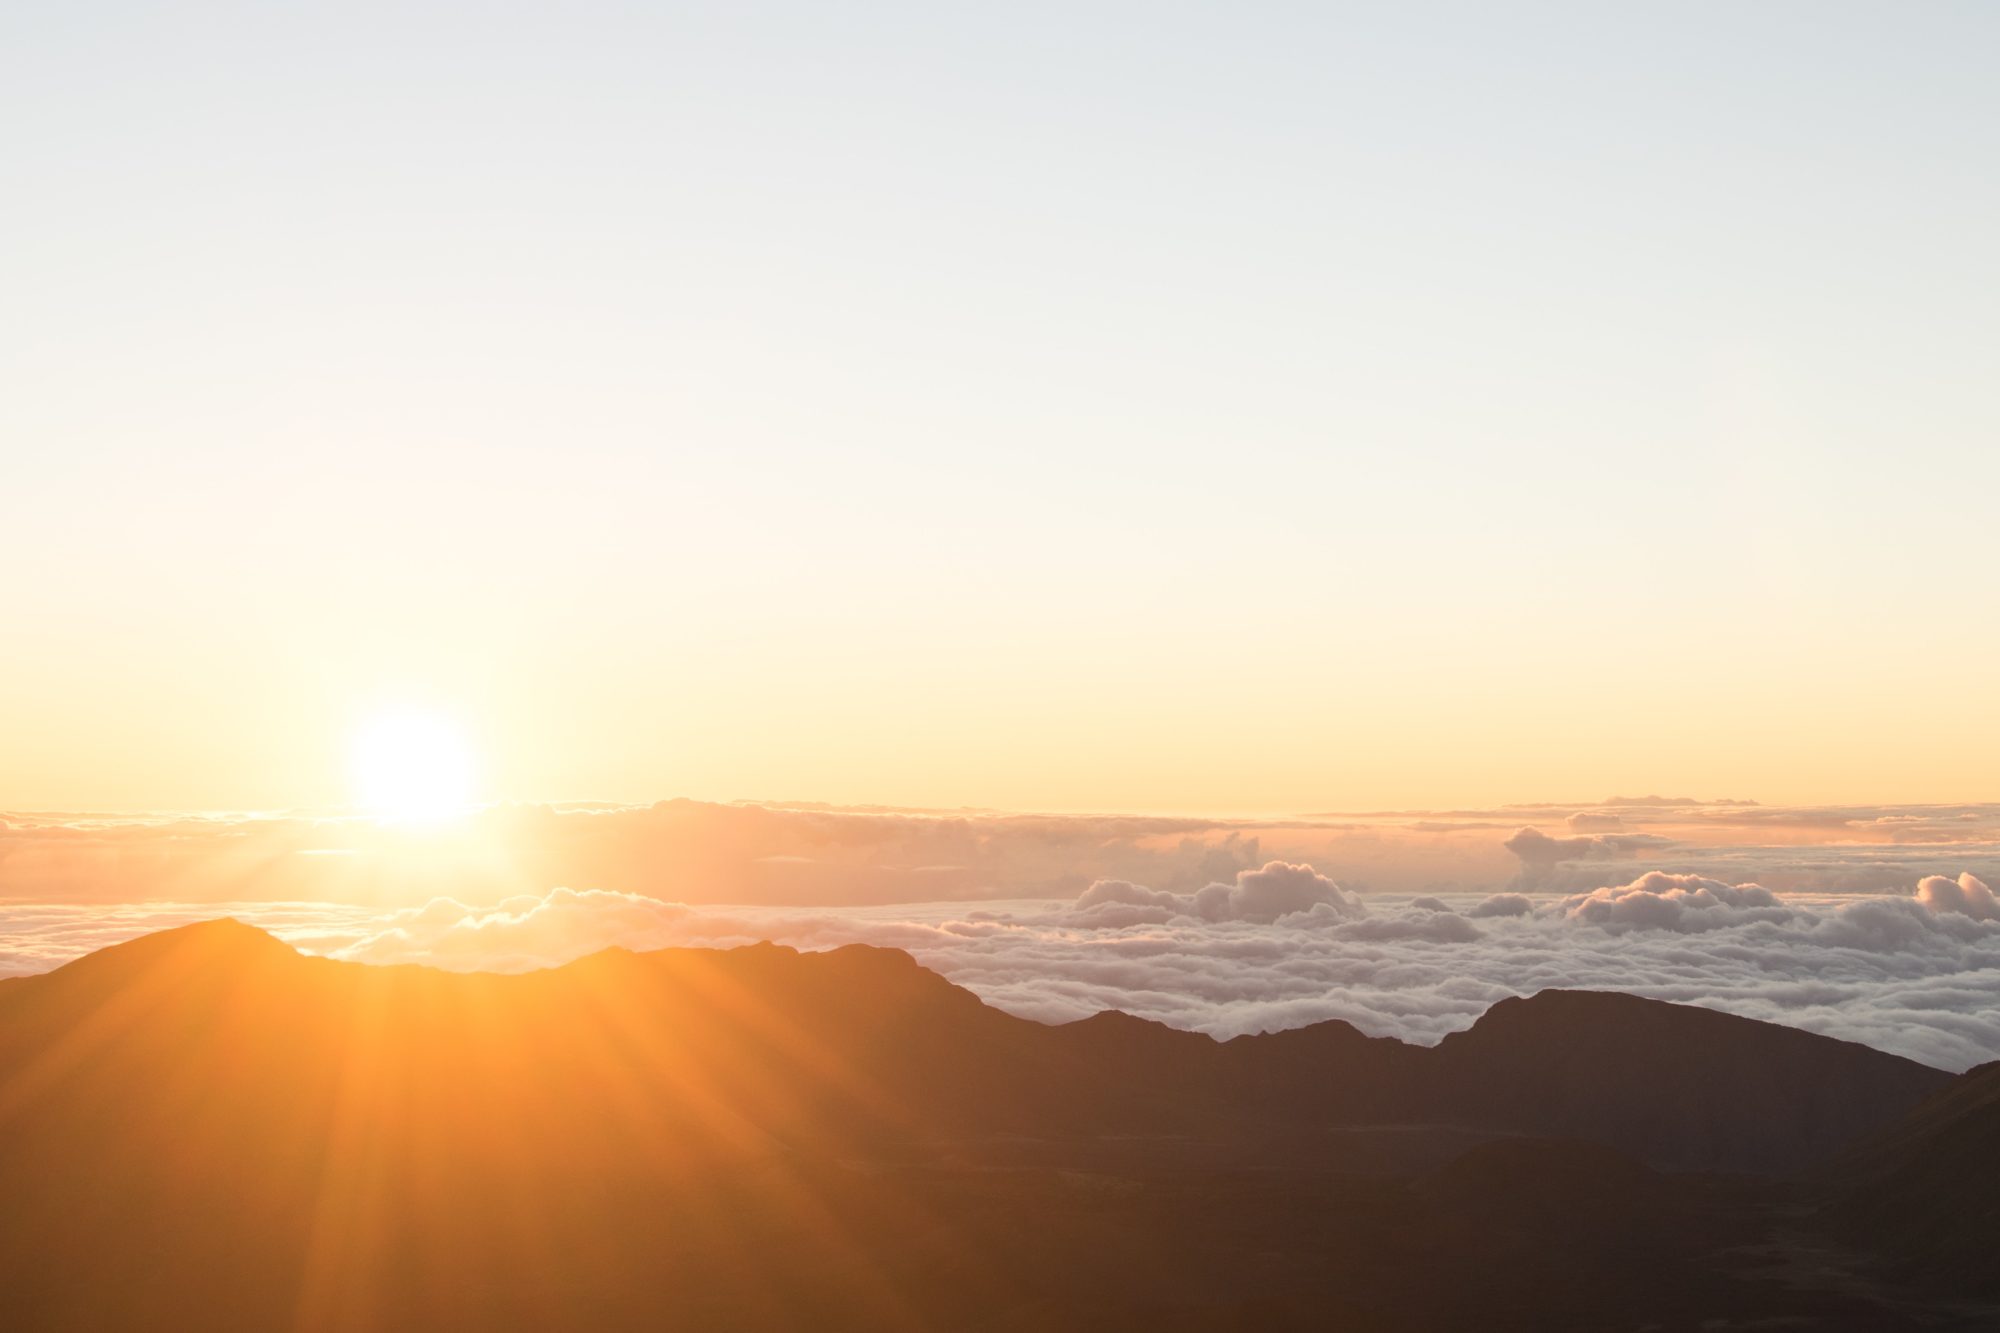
[5,4,1997,814]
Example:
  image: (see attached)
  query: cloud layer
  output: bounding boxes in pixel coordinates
[10,800,2000,1076]
[8,864,2000,1074]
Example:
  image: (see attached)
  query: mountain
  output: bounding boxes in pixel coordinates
[1421,989,1949,1172]
[1036,986,1946,1174]
[1820,1059,2000,1296]
[0,921,1985,1331]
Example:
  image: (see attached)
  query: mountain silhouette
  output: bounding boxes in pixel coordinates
[1820,1057,2000,1297]
[1421,989,1949,1172]
[0,921,1990,1331]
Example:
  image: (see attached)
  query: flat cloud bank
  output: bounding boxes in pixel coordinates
[9,797,2000,907]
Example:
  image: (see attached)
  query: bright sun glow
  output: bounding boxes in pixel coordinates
[350,710,475,821]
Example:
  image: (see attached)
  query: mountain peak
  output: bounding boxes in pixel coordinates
[1432,987,1950,1172]
[1462,988,1802,1043]
[44,917,298,986]
[1062,1009,1185,1034]
[123,916,292,955]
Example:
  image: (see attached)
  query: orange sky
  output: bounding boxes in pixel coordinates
[6,5,1998,816]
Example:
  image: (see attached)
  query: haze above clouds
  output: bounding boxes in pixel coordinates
[8,795,2000,905]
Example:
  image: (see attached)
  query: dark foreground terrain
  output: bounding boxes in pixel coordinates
[1,921,1994,1330]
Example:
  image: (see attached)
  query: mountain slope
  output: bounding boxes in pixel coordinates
[0,921,1969,1330]
[1424,989,1949,1172]
[0,922,1949,1172]
[1821,1060,2000,1294]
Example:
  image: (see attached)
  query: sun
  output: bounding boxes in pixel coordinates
[350,709,476,821]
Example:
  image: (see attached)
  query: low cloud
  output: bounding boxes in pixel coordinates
[1557,872,1791,933]
[1334,913,1482,943]
[1503,827,1677,879]
[1073,861,1363,927]
[1916,872,2000,921]
[10,862,2000,1074]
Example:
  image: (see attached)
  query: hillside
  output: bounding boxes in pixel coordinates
[0,920,1984,1331]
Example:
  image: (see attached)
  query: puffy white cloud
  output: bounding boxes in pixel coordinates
[1557,872,1791,932]
[1070,879,1187,926]
[1502,827,1678,881]
[1915,872,2000,921]
[1191,861,1363,924]
[1069,861,1362,926]
[1467,892,1534,918]
[1808,898,1941,952]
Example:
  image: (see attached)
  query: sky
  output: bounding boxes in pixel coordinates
[6,3,1999,814]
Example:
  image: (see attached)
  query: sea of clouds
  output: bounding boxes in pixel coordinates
[6,856,2000,1073]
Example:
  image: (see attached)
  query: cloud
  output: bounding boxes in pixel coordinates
[1600,795,1720,807]
[12,858,2000,1074]
[321,876,2000,1071]
[348,888,699,970]
[1070,861,1363,926]
[1915,872,2000,921]
[11,800,2000,908]
[1502,826,1677,876]
[1557,872,1791,933]
[1334,913,1482,943]
[1192,861,1363,924]
[1806,899,1945,952]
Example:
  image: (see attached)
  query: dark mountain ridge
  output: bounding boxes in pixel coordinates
[1820,1059,2000,1296]
[0,920,1987,1331]
[0,919,1948,1170]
